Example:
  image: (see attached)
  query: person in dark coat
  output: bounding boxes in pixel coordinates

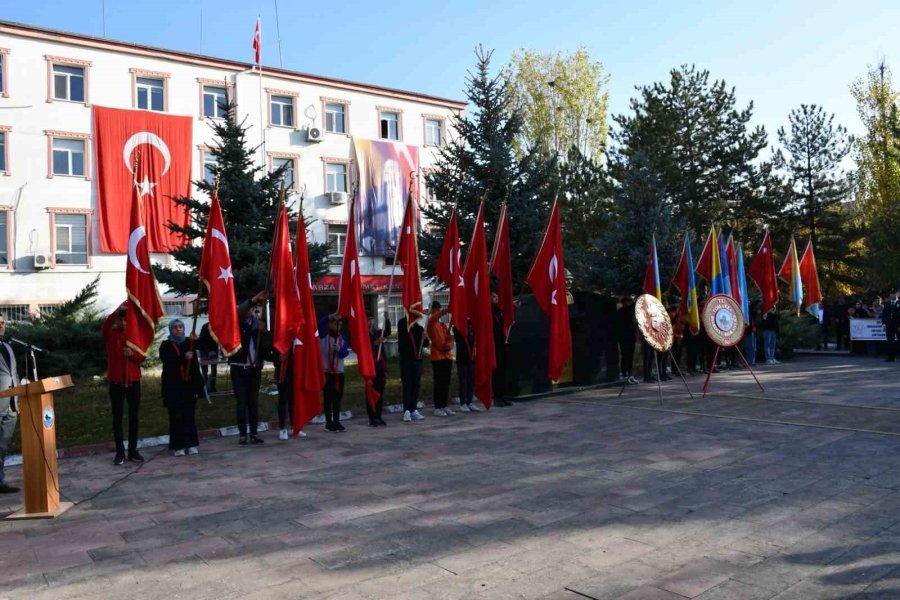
[319,314,350,432]
[368,312,391,427]
[492,292,512,406]
[196,322,219,393]
[614,296,638,384]
[228,291,268,445]
[159,319,204,456]
[454,319,479,412]
[398,312,427,421]
[883,291,900,362]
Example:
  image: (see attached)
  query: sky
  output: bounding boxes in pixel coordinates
[4,0,899,150]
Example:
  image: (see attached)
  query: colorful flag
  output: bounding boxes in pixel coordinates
[672,233,700,335]
[527,198,572,382]
[125,159,164,357]
[736,243,750,323]
[253,18,261,66]
[463,200,496,409]
[436,208,467,336]
[292,208,324,435]
[396,193,424,319]
[271,204,303,358]
[93,106,193,253]
[726,234,741,306]
[747,231,779,315]
[337,196,379,409]
[695,225,726,294]
[642,234,662,301]
[198,189,240,356]
[490,202,516,339]
[719,231,733,297]
[778,237,804,315]
[799,239,823,317]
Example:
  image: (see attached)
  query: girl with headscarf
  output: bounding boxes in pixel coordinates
[159,319,203,456]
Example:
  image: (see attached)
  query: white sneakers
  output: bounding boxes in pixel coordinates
[187,447,199,455]
[297,430,307,438]
[444,407,455,415]
[279,429,289,440]
[403,410,413,422]
[460,404,471,412]
[412,410,425,420]
[468,404,481,412]
[173,449,186,457]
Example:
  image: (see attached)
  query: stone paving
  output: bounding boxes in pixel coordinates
[3,355,900,599]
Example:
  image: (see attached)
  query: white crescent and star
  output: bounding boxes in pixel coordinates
[549,254,559,305]
[127,226,150,274]
[124,132,172,198]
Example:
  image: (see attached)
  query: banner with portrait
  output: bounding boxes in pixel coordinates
[352,138,419,256]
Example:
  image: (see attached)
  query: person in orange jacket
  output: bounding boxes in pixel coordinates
[427,300,455,417]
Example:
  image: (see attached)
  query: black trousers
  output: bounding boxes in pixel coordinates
[619,341,635,378]
[201,351,218,392]
[324,372,345,425]
[686,333,701,373]
[432,359,452,409]
[400,359,422,413]
[277,377,292,430]
[888,325,899,360]
[457,360,474,405]
[367,365,386,422]
[642,342,658,381]
[492,351,507,402]
[167,396,198,451]
[231,366,260,437]
[109,382,140,453]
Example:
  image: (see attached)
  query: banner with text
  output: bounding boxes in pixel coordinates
[850,318,887,341]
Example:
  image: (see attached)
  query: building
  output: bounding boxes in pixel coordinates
[0,20,463,324]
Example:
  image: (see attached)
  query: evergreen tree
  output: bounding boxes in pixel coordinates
[156,103,329,301]
[420,47,557,287]
[773,104,862,293]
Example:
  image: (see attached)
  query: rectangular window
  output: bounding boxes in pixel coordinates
[326,163,348,193]
[136,76,165,111]
[0,54,5,95]
[273,157,295,191]
[0,304,30,322]
[271,95,294,127]
[327,224,347,265]
[55,214,88,265]
[203,152,218,185]
[0,132,5,173]
[52,138,85,177]
[203,85,227,118]
[0,212,7,266]
[425,118,442,146]
[325,102,346,134]
[380,111,399,140]
[53,64,85,102]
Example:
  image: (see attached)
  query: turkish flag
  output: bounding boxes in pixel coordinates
[397,195,424,318]
[490,203,515,339]
[338,198,379,410]
[253,18,261,65]
[271,205,304,358]
[125,163,164,357]
[799,239,823,307]
[527,198,572,382]
[464,201,496,409]
[437,208,467,336]
[748,231,778,314]
[94,106,192,253]
[292,209,324,435]
[198,190,240,356]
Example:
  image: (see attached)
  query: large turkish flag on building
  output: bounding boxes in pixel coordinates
[94,106,193,253]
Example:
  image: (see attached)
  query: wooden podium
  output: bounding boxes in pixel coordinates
[0,375,74,519]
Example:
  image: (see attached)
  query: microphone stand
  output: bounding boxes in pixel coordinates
[10,337,43,383]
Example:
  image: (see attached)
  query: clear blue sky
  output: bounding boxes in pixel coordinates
[5,0,899,146]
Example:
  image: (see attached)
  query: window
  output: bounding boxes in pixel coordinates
[273,157,295,191]
[203,85,228,119]
[380,111,400,140]
[52,138,85,177]
[53,64,85,102]
[425,118,442,146]
[136,77,165,111]
[327,224,347,265]
[271,95,294,127]
[38,304,60,319]
[0,131,6,174]
[325,102,346,134]
[326,163,348,193]
[0,304,30,322]
[164,301,185,316]
[203,152,218,185]
[0,50,7,97]
[54,213,88,265]
[0,211,8,267]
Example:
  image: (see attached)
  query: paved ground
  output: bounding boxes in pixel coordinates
[4,355,900,600]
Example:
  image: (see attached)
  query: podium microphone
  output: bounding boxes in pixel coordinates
[9,337,45,352]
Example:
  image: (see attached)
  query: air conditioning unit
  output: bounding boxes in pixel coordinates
[327,191,348,205]
[33,253,51,270]
[307,127,323,142]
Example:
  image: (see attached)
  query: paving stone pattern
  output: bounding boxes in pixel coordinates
[3,356,900,599]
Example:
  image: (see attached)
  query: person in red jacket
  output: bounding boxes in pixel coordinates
[102,303,146,466]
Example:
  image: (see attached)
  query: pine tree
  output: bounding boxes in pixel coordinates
[773,104,862,293]
[156,103,329,302]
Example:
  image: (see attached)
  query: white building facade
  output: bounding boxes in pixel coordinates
[0,20,463,322]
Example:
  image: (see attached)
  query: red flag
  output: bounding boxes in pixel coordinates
[726,234,741,305]
[252,18,261,65]
[436,208,468,335]
[337,198,379,410]
[125,160,164,357]
[463,201,496,409]
[292,210,324,435]
[747,231,779,314]
[527,198,572,382]
[397,195,424,319]
[672,234,701,335]
[198,190,240,356]
[271,205,304,358]
[799,239,823,307]
[695,226,715,284]
[642,235,662,300]
[490,202,515,339]
[94,106,192,253]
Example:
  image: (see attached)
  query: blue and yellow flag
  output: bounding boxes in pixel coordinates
[696,225,725,295]
[778,237,803,314]
[673,233,701,334]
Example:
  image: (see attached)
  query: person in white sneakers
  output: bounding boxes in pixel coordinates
[398,311,427,422]
[454,319,480,412]
[427,301,455,417]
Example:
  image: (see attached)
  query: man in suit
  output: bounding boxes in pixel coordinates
[0,313,21,493]
[883,290,900,362]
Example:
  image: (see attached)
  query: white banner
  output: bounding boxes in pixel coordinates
[850,318,886,341]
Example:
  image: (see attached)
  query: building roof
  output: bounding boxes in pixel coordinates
[0,19,467,110]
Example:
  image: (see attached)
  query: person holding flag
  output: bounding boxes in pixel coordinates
[367,311,390,426]
[229,290,269,444]
[102,303,146,466]
[465,200,496,410]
